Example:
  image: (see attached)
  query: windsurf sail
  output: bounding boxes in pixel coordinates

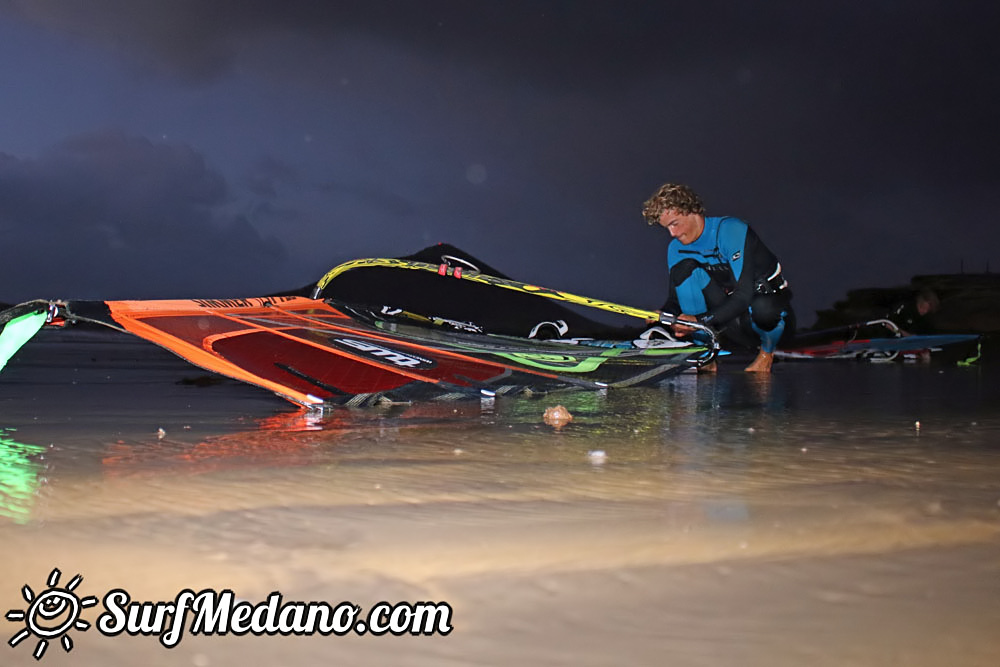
[306,243,666,340]
[99,296,713,405]
[0,244,718,406]
[777,318,979,361]
[776,333,980,360]
[0,302,50,372]
[0,295,713,408]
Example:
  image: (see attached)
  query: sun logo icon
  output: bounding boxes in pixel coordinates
[6,568,98,660]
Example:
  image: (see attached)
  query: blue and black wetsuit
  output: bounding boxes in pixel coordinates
[662,216,795,353]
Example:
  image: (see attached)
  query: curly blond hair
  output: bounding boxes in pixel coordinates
[642,183,705,225]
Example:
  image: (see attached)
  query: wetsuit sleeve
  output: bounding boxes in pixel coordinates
[660,280,680,315]
[660,243,681,314]
[702,225,778,327]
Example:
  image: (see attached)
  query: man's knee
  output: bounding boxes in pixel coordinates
[749,295,787,331]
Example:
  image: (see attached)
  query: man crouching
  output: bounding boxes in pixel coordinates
[643,183,795,372]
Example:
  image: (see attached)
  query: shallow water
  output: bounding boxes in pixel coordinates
[1,329,999,665]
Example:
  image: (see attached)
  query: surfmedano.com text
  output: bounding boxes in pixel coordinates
[97,588,454,648]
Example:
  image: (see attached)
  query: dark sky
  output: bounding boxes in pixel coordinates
[1,1,998,325]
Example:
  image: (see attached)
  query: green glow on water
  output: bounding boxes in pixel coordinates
[0,428,45,524]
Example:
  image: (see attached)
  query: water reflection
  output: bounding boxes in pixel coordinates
[0,428,45,524]
[5,365,999,540]
[3,332,1000,667]
[99,409,356,477]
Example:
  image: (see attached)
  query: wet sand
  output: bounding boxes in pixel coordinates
[1,329,999,665]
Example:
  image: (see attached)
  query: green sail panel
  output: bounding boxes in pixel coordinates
[0,309,47,372]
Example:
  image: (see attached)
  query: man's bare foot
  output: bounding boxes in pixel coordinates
[744,350,773,373]
[697,360,718,373]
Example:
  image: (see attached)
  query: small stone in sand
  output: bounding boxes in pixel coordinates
[543,405,573,429]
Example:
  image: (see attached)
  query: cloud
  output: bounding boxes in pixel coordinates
[0,1,920,90]
[5,2,997,92]
[2,1,999,323]
[243,155,301,199]
[0,131,287,300]
[7,2,998,194]
[1,1,684,85]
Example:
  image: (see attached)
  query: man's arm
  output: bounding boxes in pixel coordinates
[702,223,778,327]
[660,280,681,315]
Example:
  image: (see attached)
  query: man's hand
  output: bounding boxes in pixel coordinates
[671,313,699,338]
[649,311,700,337]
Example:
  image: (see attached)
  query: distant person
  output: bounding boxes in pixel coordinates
[642,183,795,372]
[889,287,940,335]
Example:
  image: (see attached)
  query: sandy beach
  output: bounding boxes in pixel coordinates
[2,329,999,665]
